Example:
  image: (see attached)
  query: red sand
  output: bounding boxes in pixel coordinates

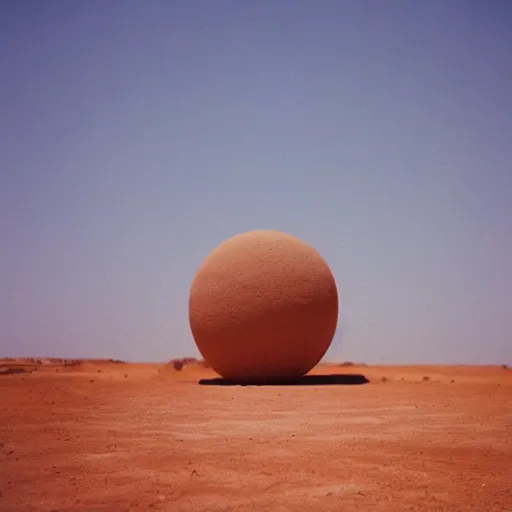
[1,359,511,511]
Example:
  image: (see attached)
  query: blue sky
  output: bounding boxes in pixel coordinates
[1,0,511,364]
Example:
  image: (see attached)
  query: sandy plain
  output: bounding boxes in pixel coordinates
[0,358,511,512]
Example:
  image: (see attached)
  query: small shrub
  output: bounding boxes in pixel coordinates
[501,364,509,370]
[422,376,430,381]
[381,376,388,382]
[64,360,81,367]
[172,360,184,371]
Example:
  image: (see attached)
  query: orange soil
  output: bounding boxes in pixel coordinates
[1,359,511,511]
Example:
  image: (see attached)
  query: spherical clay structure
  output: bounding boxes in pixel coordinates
[188,230,339,382]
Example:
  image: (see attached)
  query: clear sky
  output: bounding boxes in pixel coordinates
[1,1,511,364]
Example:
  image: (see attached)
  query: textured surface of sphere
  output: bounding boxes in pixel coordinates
[188,230,339,381]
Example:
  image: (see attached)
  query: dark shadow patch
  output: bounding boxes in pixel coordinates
[198,374,369,386]
[0,367,31,376]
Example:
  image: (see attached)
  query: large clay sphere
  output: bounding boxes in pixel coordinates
[188,230,338,381]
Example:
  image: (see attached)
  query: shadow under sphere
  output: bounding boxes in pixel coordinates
[188,230,339,382]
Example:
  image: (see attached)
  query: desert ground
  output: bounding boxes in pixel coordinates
[0,358,511,512]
